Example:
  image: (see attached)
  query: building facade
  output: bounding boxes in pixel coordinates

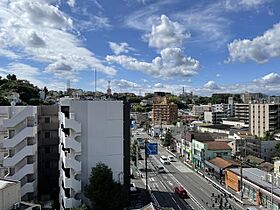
[249,103,280,137]
[204,111,227,124]
[234,103,249,124]
[1,106,38,201]
[37,105,59,203]
[152,96,178,125]
[59,98,130,209]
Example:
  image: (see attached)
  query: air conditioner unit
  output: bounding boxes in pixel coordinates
[267,174,272,183]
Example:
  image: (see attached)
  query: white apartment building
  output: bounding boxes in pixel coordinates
[0,106,38,201]
[249,103,280,137]
[234,103,249,124]
[59,98,130,209]
[204,111,227,124]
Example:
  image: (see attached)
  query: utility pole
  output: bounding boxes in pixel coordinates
[145,139,148,191]
[271,173,274,209]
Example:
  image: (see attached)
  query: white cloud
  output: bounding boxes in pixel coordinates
[0,0,116,82]
[108,42,135,55]
[154,83,165,88]
[147,15,189,50]
[106,47,200,78]
[203,81,220,90]
[216,73,221,77]
[254,72,280,84]
[67,0,75,7]
[224,0,270,10]
[228,22,280,63]
[0,63,44,87]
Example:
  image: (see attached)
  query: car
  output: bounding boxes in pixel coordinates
[156,165,165,173]
[130,183,137,192]
[174,186,188,199]
[168,155,176,162]
[160,156,170,165]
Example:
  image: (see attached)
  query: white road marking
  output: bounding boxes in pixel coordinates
[171,197,183,210]
[167,180,173,186]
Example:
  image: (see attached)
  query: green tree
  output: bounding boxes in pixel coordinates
[162,130,172,147]
[6,74,17,80]
[85,162,128,210]
[131,141,137,163]
[72,204,88,210]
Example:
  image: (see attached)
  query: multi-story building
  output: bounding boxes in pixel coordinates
[204,111,227,124]
[37,105,59,202]
[192,105,211,117]
[1,106,38,201]
[241,92,267,104]
[234,103,249,124]
[249,103,280,137]
[59,98,130,209]
[152,96,178,125]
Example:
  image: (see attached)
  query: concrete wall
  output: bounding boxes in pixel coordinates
[70,101,124,185]
[0,180,21,210]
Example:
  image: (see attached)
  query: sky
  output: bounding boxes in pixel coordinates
[0,0,280,96]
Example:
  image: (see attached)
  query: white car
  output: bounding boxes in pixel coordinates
[160,156,170,165]
[168,155,176,162]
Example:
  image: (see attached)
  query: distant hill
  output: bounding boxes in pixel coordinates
[0,74,42,105]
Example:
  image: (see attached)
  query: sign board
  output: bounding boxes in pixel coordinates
[146,143,158,155]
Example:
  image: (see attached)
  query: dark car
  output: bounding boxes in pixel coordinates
[174,186,188,199]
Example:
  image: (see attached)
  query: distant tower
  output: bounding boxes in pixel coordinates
[107,81,112,96]
[67,79,71,94]
[182,86,185,95]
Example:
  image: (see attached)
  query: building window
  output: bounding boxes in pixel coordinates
[45,117,51,123]
[45,132,50,139]
[45,161,50,168]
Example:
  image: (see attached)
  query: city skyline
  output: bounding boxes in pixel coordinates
[0,0,280,95]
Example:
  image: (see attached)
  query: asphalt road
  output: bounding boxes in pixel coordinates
[151,144,246,210]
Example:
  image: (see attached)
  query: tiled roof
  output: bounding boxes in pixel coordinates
[206,141,231,150]
[208,157,239,169]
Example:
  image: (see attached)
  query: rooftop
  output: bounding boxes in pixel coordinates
[229,168,280,197]
[199,124,233,130]
[206,141,231,150]
[207,157,239,169]
[0,178,19,190]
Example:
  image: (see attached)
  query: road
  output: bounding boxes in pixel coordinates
[138,141,246,210]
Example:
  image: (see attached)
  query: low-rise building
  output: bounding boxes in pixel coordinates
[225,168,280,209]
[0,178,41,210]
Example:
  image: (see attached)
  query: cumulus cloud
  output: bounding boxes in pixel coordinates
[106,47,200,78]
[154,83,165,88]
[108,42,135,55]
[254,72,280,84]
[147,15,189,49]
[0,0,116,82]
[227,23,280,63]
[203,81,220,90]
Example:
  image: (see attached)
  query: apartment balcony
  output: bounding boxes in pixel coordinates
[61,151,81,172]
[61,169,81,192]
[5,162,36,181]
[4,144,37,167]
[60,186,81,209]
[21,180,37,197]
[3,126,37,148]
[4,107,36,128]
[60,130,81,153]
[59,112,81,133]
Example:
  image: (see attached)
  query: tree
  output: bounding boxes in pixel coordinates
[6,74,17,80]
[162,130,172,147]
[72,204,88,210]
[85,162,128,210]
[131,141,137,163]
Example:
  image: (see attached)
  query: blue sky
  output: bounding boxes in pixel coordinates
[0,0,280,95]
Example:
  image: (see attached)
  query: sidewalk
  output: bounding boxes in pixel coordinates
[165,149,266,210]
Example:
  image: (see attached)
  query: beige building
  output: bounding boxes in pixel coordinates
[249,103,280,137]
[0,178,41,210]
[152,96,178,125]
